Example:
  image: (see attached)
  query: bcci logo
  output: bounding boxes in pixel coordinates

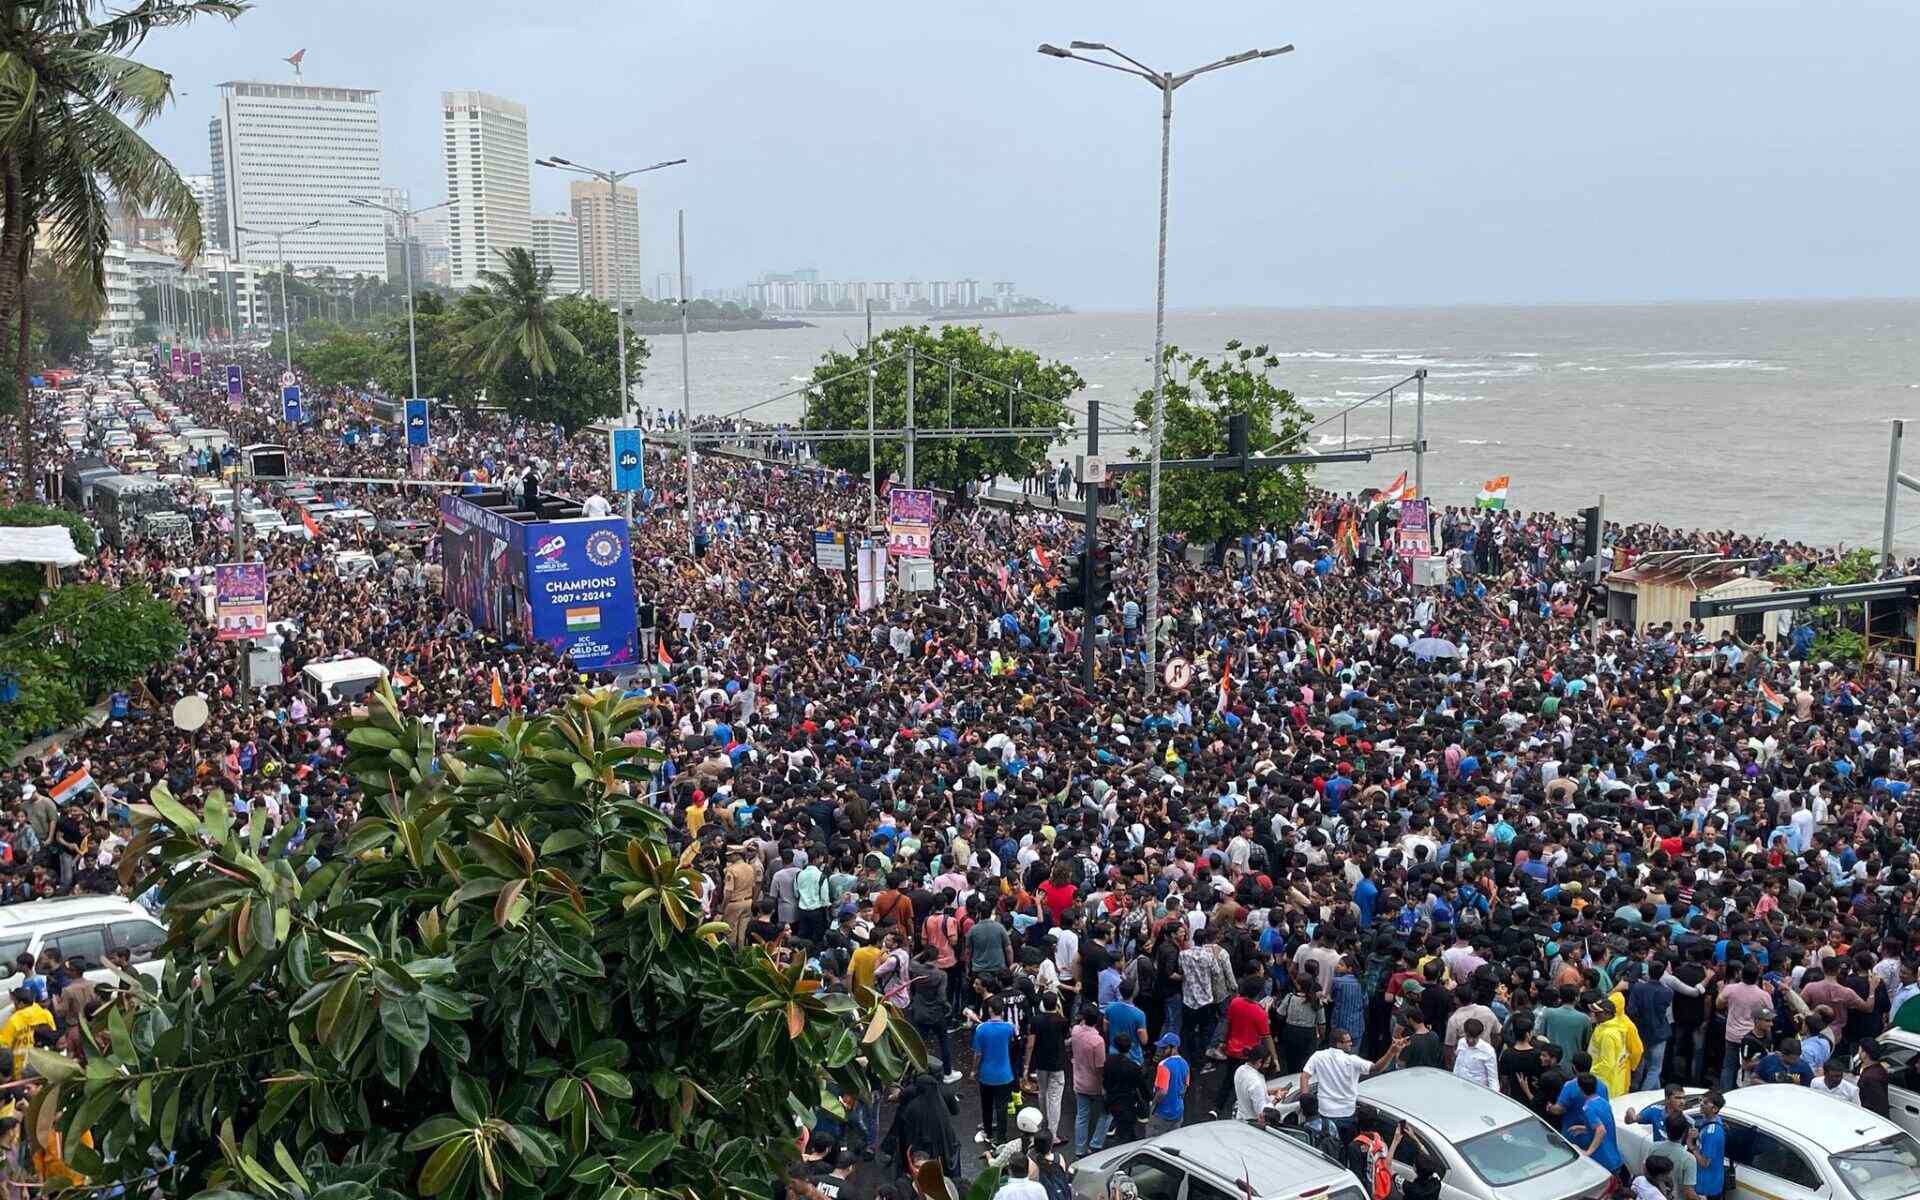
[585,529,624,566]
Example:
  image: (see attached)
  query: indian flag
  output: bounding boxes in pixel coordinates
[565,606,602,632]
[49,768,94,802]
[1475,476,1510,510]
[1374,471,1413,505]
[1758,680,1785,716]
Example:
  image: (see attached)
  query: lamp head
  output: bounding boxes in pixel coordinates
[1037,43,1071,58]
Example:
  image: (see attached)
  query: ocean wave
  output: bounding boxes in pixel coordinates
[1314,433,1394,446]
[1628,359,1784,371]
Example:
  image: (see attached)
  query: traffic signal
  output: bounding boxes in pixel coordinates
[1088,544,1114,610]
[1226,411,1251,461]
[1057,553,1086,607]
[1578,505,1602,560]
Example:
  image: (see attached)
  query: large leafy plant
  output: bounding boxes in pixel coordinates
[36,684,925,1200]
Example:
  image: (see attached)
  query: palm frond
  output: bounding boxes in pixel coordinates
[73,1,249,57]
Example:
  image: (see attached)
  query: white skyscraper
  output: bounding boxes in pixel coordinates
[530,214,581,296]
[441,90,532,290]
[211,80,386,278]
[379,186,412,237]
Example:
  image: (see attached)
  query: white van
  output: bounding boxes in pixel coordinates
[301,657,388,707]
[0,896,167,1021]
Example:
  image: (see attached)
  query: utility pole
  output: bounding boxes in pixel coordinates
[865,301,876,526]
[904,344,916,488]
[1081,398,1100,689]
[678,210,694,556]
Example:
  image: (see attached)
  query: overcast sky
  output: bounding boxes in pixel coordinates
[138,0,1920,308]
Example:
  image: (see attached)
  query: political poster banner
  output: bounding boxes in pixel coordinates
[214,563,269,641]
[282,385,303,424]
[404,398,431,447]
[1397,497,1432,558]
[609,427,645,493]
[885,487,934,559]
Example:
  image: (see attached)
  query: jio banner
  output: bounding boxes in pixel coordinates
[226,365,243,402]
[1397,497,1432,558]
[404,398,431,446]
[282,385,303,424]
[885,487,934,559]
[188,351,203,377]
[169,346,182,374]
[214,562,269,641]
[609,427,644,493]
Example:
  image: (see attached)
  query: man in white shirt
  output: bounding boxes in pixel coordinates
[1809,1060,1861,1105]
[1302,1029,1408,1139]
[1451,1018,1500,1091]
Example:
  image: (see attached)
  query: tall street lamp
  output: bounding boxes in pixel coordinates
[236,218,323,378]
[350,196,450,399]
[534,155,688,521]
[1038,39,1292,698]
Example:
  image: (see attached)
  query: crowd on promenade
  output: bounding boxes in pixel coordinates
[7,346,1920,1200]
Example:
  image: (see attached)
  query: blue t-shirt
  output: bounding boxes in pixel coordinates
[1104,1002,1147,1062]
[1579,1095,1622,1171]
[1695,1117,1727,1196]
[973,1020,1016,1086]
[1152,1054,1190,1121]
[1556,1077,1607,1136]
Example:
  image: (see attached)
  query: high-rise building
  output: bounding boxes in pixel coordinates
[570,179,640,306]
[530,214,581,296]
[441,90,532,291]
[205,118,229,249]
[379,186,412,237]
[182,174,217,247]
[211,80,386,278]
[93,241,134,348]
[410,206,452,287]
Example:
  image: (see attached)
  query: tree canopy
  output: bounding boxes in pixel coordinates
[801,324,1081,495]
[1128,341,1317,544]
[43,685,926,1200]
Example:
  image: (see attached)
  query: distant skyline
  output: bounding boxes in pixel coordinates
[137,0,1920,308]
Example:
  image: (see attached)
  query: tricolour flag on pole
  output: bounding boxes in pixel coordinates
[1336,514,1360,559]
[657,640,673,669]
[1215,654,1232,715]
[300,509,322,539]
[1475,475,1510,510]
[1377,471,1414,503]
[489,668,504,708]
[1758,680,1785,717]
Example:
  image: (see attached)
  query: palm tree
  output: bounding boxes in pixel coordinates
[0,0,245,496]
[455,246,581,404]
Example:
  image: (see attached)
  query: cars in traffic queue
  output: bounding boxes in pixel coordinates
[1611,1084,1920,1200]
[1269,1068,1613,1200]
[1072,1118,1365,1200]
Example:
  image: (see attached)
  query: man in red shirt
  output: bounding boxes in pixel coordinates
[1209,974,1276,1118]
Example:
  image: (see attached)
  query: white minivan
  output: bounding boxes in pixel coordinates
[0,896,167,1020]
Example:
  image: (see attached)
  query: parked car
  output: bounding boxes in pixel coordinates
[1072,1118,1364,1200]
[1270,1068,1611,1200]
[1855,1029,1920,1140]
[1612,1084,1920,1200]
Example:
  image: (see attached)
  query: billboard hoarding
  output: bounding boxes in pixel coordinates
[885,487,934,559]
[214,562,268,641]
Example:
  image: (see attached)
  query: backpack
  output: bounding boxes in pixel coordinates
[1036,1158,1073,1200]
[1347,1132,1395,1200]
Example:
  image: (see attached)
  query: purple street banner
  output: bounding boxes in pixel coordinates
[886,487,934,559]
[226,365,243,405]
[169,346,182,374]
[1397,497,1432,559]
[188,350,203,377]
[214,562,269,641]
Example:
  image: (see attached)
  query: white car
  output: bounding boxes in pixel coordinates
[1856,1029,1920,1140]
[1272,1068,1612,1200]
[1612,1084,1920,1200]
[0,897,167,1021]
[1072,1118,1364,1200]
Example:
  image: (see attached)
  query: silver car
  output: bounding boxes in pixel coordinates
[1071,1118,1366,1200]
[1272,1068,1612,1200]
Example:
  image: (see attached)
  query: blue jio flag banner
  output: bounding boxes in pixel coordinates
[226,365,243,398]
[282,385,303,424]
[404,399,431,446]
[609,427,644,493]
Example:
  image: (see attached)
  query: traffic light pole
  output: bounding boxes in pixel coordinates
[1082,398,1099,690]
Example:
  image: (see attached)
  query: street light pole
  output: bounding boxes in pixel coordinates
[535,154,688,523]
[1039,38,1293,698]
[350,196,449,400]
[237,218,322,379]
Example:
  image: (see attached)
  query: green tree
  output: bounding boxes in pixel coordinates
[373,292,482,405]
[0,0,246,494]
[527,295,649,433]
[802,324,1080,494]
[1128,341,1316,544]
[44,685,926,1200]
[13,580,182,698]
[294,331,383,390]
[1771,547,1879,662]
[455,248,581,405]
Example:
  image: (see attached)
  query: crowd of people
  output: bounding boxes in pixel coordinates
[8,342,1920,1200]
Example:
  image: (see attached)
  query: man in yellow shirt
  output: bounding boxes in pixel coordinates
[0,989,53,1078]
[849,934,883,998]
